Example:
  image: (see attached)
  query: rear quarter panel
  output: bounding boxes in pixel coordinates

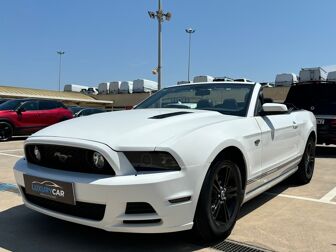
[291,110,316,154]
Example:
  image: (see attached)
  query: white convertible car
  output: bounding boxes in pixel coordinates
[13,81,316,241]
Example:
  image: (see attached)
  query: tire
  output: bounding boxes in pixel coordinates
[0,122,13,141]
[294,136,316,184]
[193,160,244,242]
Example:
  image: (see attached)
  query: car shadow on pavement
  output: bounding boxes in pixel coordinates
[0,204,203,252]
[0,176,300,251]
[0,187,293,252]
[238,179,291,219]
[0,179,300,251]
[316,145,336,158]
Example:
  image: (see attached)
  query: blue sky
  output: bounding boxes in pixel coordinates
[1,0,336,90]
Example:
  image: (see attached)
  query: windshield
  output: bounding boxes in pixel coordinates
[136,83,254,116]
[0,100,24,111]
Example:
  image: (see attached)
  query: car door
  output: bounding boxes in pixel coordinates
[254,92,300,178]
[16,101,40,134]
[38,100,60,127]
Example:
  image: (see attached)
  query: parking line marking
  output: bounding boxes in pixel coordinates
[0,153,23,158]
[320,186,336,202]
[0,183,19,194]
[265,192,336,205]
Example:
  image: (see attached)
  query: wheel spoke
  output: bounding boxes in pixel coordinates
[222,203,230,222]
[223,166,231,187]
[212,200,221,219]
[212,184,220,194]
[226,187,238,199]
[214,175,222,191]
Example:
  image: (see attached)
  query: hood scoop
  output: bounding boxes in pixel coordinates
[149,111,193,119]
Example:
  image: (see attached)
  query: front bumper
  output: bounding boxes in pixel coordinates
[14,158,197,233]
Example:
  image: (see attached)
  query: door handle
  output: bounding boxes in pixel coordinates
[293,121,298,129]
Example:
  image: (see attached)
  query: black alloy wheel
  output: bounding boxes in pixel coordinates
[0,122,13,141]
[193,160,243,242]
[295,136,316,184]
[211,164,240,227]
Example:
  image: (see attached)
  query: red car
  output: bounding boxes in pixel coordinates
[0,99,73,141]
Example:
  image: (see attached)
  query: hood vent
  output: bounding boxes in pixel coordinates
[149,111,192,119]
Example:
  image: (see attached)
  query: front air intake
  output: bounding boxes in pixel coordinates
[125,202,156,214]
[123,219,161,224]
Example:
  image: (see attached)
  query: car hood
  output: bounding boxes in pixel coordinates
[31,109,240,150]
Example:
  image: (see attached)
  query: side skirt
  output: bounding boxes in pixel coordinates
[243,157,301,203]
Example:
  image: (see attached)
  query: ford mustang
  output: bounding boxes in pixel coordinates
[13,81,316,241]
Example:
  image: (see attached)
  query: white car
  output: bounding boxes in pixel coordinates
[13,82,316,241]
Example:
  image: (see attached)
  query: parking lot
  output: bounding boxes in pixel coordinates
[0,140,335,252]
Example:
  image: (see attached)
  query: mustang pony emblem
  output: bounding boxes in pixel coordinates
[54,152,72,163]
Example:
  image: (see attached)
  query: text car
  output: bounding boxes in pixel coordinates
[13,82,316,241]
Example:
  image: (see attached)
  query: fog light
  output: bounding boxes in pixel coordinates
[93,152,105,169]
[34,146,41,161]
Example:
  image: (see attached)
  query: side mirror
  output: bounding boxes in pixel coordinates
[16,107,25,114]
[261,103,288,115]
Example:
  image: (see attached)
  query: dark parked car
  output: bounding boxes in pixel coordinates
[0,98,10,105]
[74,108,105,117]
[0,99,73,141]
[67,106,84,115]
[285,82,336,145]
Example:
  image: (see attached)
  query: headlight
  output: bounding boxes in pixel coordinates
[93,152,105,169]
[33,146,41,161]
[124,152,181,172]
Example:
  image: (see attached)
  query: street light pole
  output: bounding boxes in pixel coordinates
[185,28,195,82]
[148,0,171,90]
[57,51,65,91]
[158,0,162,90]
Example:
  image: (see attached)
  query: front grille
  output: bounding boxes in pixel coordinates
[21,187,106,221]
[25,144,115,175]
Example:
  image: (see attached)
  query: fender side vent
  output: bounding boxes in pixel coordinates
[149,111,192,119]
[168,196,191,204]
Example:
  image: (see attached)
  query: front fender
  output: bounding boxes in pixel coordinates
[156,118,260,180]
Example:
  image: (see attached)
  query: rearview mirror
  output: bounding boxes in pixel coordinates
[261,103,288,115]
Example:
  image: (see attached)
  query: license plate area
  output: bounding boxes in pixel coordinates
[23,174,75,205]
